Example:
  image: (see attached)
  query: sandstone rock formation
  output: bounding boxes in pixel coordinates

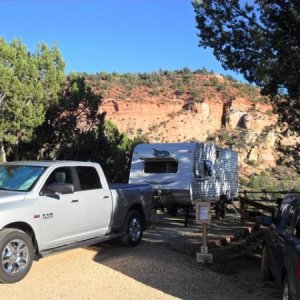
[86,72,284,175]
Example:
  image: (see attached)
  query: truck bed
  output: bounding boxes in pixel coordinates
[108,182,154,232]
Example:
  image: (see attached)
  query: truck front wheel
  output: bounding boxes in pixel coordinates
[121,211,144,247]
[0,228,34,283]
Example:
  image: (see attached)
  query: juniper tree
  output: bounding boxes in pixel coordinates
[193,0,300,133]
[0,38,65,161]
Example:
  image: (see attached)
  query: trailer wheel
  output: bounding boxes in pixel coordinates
[167,207,178,217]
[0,228,34,283]
[121,210,144,247]
[216,195,227,219]
[215,201,225,219]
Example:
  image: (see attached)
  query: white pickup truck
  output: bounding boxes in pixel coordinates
[0,160,153,283]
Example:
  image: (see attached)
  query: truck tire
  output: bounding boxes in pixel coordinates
[261,246,273,281]
[121,210,144,247]
[0,228,34,283]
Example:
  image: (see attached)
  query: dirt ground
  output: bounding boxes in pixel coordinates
[0,240,280,300]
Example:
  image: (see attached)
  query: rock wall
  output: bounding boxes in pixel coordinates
[100,96,278,173]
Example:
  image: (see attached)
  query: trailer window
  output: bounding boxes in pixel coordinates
[204,160,215,176]
[144,161,178,173]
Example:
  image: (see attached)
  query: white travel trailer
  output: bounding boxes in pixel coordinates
[129,142,238,215]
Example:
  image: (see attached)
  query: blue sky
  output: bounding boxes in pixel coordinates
[0,0,244,80]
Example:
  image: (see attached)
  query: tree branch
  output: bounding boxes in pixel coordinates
[230,3,269,34]
[0,92,5,107]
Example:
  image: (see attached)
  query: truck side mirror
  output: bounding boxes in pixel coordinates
[46,183,74,195]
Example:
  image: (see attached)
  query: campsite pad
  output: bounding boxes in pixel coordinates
[144,208,263,258]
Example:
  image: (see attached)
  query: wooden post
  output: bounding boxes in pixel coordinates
[195,201,213,263]
[240,190,246,226]
[184,208,190,227]
[202,223,207,250]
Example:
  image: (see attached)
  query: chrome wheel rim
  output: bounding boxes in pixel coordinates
[2,239,29,276]
[129,217,141,242]
[282,280,289,300]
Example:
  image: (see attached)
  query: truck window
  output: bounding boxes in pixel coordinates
[42,167,74,194]
[76,167,102,190]
[144,160,178,173]
[277,197,297,234]
[295,199,300,238]
[45,168,73,185]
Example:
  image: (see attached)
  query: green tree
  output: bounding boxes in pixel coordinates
[20,74,148,182]
[23,74,104,160]
[58,120,149,182]
[0,38,65,161]
[193,1,300,133]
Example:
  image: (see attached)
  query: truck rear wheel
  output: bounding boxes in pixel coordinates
[121,210,144,247]
[0,228,34,283]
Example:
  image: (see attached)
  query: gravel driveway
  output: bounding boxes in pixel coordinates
[0,240,280,300]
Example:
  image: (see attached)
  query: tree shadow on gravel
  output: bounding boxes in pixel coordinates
[88,241,281,300]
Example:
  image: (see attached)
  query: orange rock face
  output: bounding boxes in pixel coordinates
[87,72,283,175]
[100,97,277,172]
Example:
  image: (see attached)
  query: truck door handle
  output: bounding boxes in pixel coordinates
[70,199,79,203]
[102,196,109,199]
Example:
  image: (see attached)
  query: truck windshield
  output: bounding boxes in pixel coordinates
[0,165,46,192]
